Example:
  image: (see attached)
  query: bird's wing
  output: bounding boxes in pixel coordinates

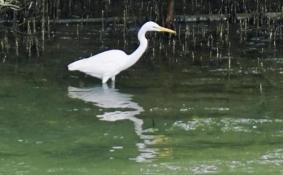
[70,50,128,77]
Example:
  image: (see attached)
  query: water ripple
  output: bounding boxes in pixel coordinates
[172,118,283,133]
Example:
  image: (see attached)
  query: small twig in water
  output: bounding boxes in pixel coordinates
[0,0,20,10]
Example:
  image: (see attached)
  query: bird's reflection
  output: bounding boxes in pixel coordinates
[68,85,163,162]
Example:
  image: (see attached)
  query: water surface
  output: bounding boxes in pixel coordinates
[1,23,283,174]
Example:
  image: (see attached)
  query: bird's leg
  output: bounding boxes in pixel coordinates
[111,76,116,89]
[111,82,115,89]
[102,83,109,90]
[102,77,109,84]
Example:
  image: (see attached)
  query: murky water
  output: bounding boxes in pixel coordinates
[1,21,283,175]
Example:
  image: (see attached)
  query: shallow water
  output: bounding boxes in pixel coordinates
[1,22,283,175]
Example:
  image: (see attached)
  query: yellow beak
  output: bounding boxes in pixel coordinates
[159,26,176,34]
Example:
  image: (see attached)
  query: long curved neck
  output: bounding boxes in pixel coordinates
[126,27,148,68]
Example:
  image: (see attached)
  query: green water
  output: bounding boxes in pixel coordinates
[1,23,283,175]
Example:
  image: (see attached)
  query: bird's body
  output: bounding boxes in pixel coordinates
[68,50,128,83]
[68,21,176,84]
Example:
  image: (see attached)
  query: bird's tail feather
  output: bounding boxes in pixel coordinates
[68,62,78,71]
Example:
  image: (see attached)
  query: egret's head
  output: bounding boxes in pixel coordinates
[144,21,176,34]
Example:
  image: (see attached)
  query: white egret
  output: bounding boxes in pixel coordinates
[67,21,176,84]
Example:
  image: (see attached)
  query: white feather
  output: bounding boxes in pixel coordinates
[68,50,128,79]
